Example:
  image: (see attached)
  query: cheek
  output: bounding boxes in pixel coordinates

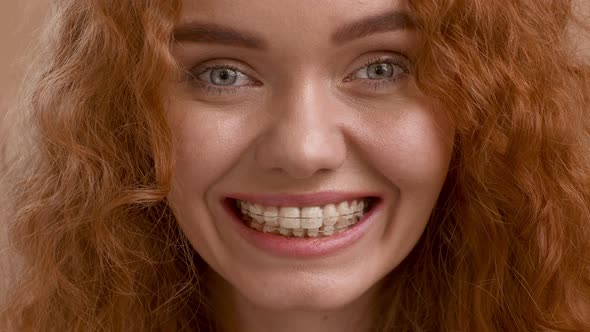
[165,101,257,268]
[354,102,454,194]
[167,101,253,195]
[348,100,454,272]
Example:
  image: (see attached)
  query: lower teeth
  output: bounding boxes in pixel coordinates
[246,218,360,237]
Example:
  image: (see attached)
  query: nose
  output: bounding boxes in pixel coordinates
[254,82,347,179]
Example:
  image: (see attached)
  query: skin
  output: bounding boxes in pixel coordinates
[167,0,455,331]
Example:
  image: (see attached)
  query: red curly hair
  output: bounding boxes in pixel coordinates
[1,0,589,331]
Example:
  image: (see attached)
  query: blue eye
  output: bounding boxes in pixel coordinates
[194,66,254,87]
[366,63,394,79]
[343,55,412,92]
[350,58,409,81]
[208,68,239,86]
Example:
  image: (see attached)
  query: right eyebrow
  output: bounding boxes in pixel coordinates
[173,22,269,50]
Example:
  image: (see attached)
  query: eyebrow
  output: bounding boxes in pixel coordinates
[331,11,415,44]
[173,22,268,49]
[173,10,414,49]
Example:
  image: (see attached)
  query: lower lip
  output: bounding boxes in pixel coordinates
[221,197,383,258]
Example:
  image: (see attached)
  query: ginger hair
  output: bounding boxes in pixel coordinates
[1,0,589,331]
[376,1,590,330]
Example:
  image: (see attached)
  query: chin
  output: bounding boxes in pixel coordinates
[228,268,379,312]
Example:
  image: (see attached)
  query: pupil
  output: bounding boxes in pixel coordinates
[368,63,393,79]
[211,68,238,86]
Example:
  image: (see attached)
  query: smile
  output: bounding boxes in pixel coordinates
[229,197,378,238]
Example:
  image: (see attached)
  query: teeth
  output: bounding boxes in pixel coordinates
[350,200,358,215]
[250,203,265,223]
[322,225,335,236]
[263,225,275,233]
[279,228,292,236]
[307,228,320,237]
[301,207,323,229]
[292,229,305,237]
[337,201,353,223]
[263,206,279,226]
[355,200,364,218]
[279,207,301,229]
[249,221,263,231]
[335,217,352,228]
[240,201,250,215]
[322,204,339,226]
[236,197,374,238]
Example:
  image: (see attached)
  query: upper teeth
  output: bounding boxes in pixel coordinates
[237,199,370,230]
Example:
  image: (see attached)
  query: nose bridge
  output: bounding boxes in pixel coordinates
[254,80,347,179]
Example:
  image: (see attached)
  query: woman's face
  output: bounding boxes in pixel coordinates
[167,0,454,311]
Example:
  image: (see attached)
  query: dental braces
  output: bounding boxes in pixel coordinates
[241,213,364,235]
[240,210,366,219]
[235,199,373,220]
[245,219,361,235]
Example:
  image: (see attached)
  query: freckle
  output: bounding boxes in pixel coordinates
[322,315,328,321]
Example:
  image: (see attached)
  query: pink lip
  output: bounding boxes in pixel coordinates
[224,191,382,207]
[220,194,384,258]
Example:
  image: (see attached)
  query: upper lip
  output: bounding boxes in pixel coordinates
[224,191,382,207]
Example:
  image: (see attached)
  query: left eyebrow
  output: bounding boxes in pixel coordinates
[331,10,415,45]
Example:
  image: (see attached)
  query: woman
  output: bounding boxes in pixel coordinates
[1,0,589,331]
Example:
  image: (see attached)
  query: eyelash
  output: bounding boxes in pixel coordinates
[184,54,412,95]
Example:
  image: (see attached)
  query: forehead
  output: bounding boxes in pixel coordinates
[178,0,410,35]
[176,0,413,54]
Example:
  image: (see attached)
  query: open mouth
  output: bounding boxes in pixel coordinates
[227,197,379,238]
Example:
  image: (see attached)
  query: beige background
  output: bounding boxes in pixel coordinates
[0,1,48,123]
[0,0,49,298]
